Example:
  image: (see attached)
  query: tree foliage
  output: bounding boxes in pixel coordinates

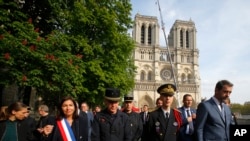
[0,0,136,106]
[231,103,250,115]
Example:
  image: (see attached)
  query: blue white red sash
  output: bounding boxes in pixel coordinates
[56,118,76,141]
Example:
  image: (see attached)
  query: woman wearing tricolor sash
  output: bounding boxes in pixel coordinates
[43,96,88,141]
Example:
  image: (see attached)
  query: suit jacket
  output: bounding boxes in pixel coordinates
[195,97,233,141]
[140,111,150,141]
[148,108,181,141]
[80,111,94,141]
[178,107,196,141]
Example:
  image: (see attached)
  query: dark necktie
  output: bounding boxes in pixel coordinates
[186,110,194,135]
[166,112,169,121]
[144,112,147,123]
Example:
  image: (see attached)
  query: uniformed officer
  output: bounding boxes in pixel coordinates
[91,88,132,141]
[123,95,143,141]
[148,84,183,141]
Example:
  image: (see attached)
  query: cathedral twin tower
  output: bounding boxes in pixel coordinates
[131,14,201,109]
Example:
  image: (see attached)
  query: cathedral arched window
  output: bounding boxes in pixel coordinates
[180,30,183,47]
[186,31,189,48]
[141,25,145,44]
[140,71,145,81]
[148,25,152,44]
[148,71,152,81]
[141,51,144,59]
[149,51,153,60]
[188,74,192,83]
[187,56,190,63]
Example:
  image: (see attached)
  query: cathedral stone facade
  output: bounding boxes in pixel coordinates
[131,14,201,110]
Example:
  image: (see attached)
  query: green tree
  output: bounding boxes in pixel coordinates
[0,1,86,105]
[0,0,136,106]
[52,0,136,104]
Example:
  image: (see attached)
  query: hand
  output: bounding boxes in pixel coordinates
[191,113,196,119]
[187,117,193,122]
[37,128,44,133]
[43,125,54,136]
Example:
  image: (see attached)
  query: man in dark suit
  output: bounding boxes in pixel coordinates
[148,83,182,141]
[195,80,234,141]
[140,104,149,141]
[80,102,94,141]
[178,94,196,141]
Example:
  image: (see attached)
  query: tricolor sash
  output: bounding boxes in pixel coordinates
[56,118,76,141]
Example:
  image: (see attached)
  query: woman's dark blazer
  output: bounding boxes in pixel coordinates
[42,115,88,141]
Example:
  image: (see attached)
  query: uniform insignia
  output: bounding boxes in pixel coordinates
[173,108,181,113]
[173,122,178,126]
[155,122,161,134]
[155,121,160,126]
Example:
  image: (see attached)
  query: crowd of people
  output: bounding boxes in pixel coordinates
[0,79,236,141]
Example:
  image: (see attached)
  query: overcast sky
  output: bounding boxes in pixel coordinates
[131,0,250,104]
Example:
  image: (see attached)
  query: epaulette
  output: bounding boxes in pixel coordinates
[173,108,181,113]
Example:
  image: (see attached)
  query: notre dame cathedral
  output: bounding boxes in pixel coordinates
[131,14,201,109]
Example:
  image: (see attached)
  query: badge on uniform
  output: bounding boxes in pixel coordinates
[155,122,161,134]
[173,122,178,126]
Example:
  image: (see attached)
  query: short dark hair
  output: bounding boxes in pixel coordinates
[183,94,192,101]
[215,80,234,90]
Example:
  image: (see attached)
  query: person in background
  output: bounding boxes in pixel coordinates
[224,97,238,125]
[91,88,132,141]
[178,94,196,141]
[148,84,182,141]
[34,104,55,140]
[80,102,94,141]
[0,102,33,141]
[195,80,234,141]
[140,104,150,141]
[43,96,88,141]
[123,95,143,141]
[93,105,101,116]
[156,98,163,108]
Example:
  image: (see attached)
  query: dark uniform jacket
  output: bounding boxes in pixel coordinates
[148,108,182,141]
[0,119,33,141]
[91,109,132,141]
[124,111,143,141]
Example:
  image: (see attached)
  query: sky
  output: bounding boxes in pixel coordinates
[130,0,250,104]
